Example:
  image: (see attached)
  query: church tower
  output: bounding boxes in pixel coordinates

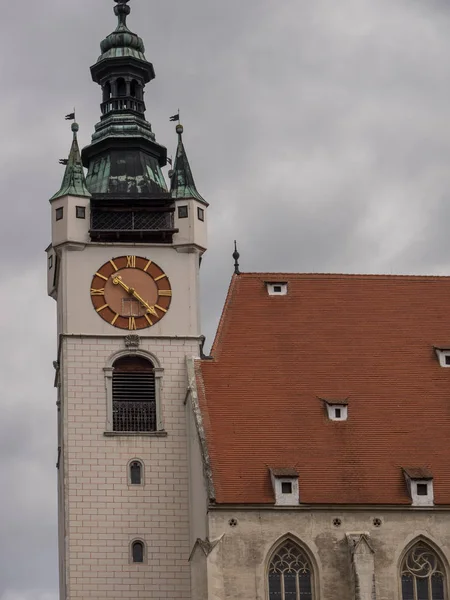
[47,1,207,598]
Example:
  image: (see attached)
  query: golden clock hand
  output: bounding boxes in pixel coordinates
[129,288,158,317]
[112,276,158,317]
[112,276,130,293]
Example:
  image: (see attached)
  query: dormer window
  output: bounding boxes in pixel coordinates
[270,468,299,506]
[281,482,292,494]
[266,282,288,296]
[434,347,450,367]
[402,467,434,506]
[320,398,348,421]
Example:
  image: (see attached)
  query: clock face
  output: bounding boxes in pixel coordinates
[90,255,172,330]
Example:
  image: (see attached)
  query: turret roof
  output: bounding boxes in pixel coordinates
[170,124,207,205]
[50,123,91,201]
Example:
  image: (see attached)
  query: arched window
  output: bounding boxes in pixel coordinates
[401,542,446,600]
[131,540,144,563]
[130,79,138,97]
[117,77,126,97]
[103,81,111,102]
[112,356,156,432]
[130,460,143,485]
[268,540,313,600]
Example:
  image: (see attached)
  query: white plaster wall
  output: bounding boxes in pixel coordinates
[173,199,207,252]
[60,335,199,600]
[206,508,450,600]
[58,244,201,338]
[51,196,90,247]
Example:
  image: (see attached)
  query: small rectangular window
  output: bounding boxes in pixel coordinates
[445,355,450,366]
[267,283,288,296]
[197,207,205,221]
[417,483,428,496]
[281,482,292,494]
[335,408,341,419]
[55,207,64,221]
[76,206,86,219]
[178,205,188,219]
[48,255,53,270]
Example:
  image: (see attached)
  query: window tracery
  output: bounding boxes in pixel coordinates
[268,540,313,600]
[401,543,445,600]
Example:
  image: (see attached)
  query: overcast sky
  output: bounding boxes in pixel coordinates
[2,0,450,598]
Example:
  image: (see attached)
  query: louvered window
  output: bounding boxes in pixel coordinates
[112,356,156,432]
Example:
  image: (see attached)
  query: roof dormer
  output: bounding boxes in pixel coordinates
[270,468,299,506]
[434,347,450,367]
[266,282,288,296]
[402,467,434,506]
[320,398,349,421]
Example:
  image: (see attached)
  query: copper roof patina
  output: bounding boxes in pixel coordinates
[170,124,207,205]
[50,123,91,201]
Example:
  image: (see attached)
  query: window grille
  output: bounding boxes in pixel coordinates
[112,356,156,432]
[401,543,445,600]
[132,541,144,563]
[91,210,174,232]
[268,540,313,600]
[130,461,142,485]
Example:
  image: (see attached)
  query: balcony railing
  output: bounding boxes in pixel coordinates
[113,400,156,432]
[101,96,145,115]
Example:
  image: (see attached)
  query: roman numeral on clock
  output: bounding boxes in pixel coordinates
[90,288,105,296]
[127,256,136,268]
[128,317,137,330]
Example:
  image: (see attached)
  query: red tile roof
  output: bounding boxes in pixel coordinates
[197,273,450,505]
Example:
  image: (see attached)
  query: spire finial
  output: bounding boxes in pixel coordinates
[233,241,241,275]
[50,119,91,202]
[114,0,131,28]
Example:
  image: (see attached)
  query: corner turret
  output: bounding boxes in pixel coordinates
[48,121,91,298]
[171,124,208,253]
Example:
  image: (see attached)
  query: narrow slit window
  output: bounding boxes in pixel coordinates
[130,461,142,485]
[132,541,144,563]
[197,207,205,221]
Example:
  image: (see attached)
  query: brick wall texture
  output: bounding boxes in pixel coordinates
[60,336,198,600]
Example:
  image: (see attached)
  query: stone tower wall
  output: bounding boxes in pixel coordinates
[59,335,198,600]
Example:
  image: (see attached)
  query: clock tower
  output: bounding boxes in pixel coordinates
[47,2,207,598]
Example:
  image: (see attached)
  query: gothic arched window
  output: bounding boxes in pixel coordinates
[112,356,156,432]
[131,540,144,563]
[268,540,314,600]
[401,542,446,600]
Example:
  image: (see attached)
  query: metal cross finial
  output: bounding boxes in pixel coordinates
[233,240,241,275]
